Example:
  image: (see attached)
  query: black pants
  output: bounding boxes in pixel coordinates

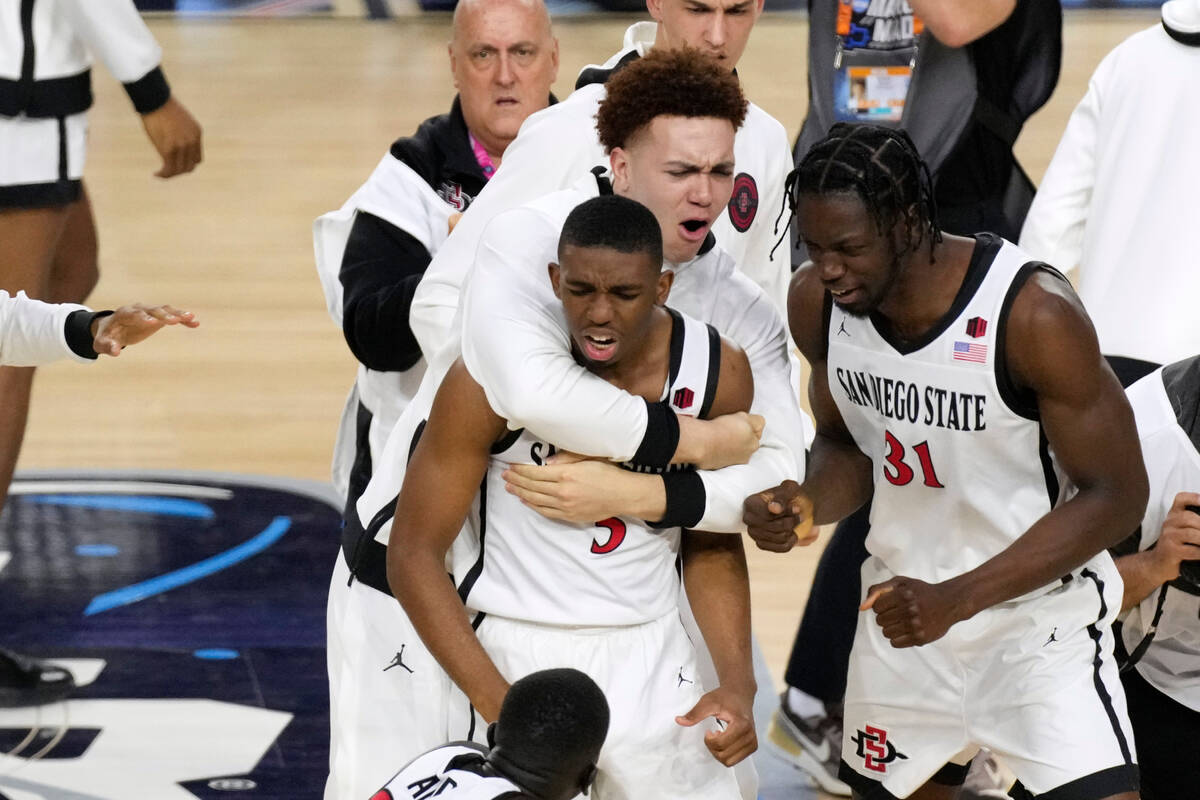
[1122,666,1198,800]
[782,354,1160,705]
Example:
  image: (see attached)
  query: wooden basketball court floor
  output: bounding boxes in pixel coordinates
[0,8,1162,799]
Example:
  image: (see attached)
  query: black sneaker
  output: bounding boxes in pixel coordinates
[0,649,75,708]
[766,695,851,796]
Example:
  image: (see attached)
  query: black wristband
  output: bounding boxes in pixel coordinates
[647,470,706,529]
[630,399,679,470]
[65,309,111,359]
[124,66,171,114]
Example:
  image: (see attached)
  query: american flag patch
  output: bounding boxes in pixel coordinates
[953,341,988,363]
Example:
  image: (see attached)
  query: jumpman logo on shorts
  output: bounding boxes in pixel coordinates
[384,644,414,674]
[1043,627,1059,647]
[677,667,693,687]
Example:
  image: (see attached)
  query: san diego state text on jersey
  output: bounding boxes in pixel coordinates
[834,367,988,432]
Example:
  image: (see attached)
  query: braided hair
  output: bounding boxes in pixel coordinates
[774,123,941,261]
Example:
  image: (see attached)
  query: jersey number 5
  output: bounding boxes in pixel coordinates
[591,518,627,554]
[882,430,944,488]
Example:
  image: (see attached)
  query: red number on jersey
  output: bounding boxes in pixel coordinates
[882,431,915,485]
[882,431,944,488]
[591,518,627,554]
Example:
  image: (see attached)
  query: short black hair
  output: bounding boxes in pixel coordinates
[791,123,941,253]
[489,668,610,800]
[558,195,663,266]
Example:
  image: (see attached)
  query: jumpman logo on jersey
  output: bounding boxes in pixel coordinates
[1043,627,1059,647]
[384,644,414,674]
[677,667,693,687]
[837,319,850,337]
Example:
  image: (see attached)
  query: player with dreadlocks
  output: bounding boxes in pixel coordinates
[745,123,1148,800]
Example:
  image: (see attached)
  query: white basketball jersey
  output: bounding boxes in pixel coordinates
[455,308,722,626]
[827,234,1078,586]
[373,742,526,799]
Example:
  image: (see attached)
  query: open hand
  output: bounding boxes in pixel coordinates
[503,456,626,523]
[93,303,198,356]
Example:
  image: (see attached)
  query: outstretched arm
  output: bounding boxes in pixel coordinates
[387,359,512,723]
[89,303,198,356]
[865,270,1148,647]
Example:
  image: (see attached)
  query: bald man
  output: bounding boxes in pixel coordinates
[314,2,557,798]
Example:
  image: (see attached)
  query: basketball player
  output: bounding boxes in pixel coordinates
[338,51,801,799]
[313,0,557,505]
[743,124,1147,800]
[0,0,202,515]
[1108,356,1200,799]
[319,4,556,795]
[371,669,609,800]
[390,194,754,799]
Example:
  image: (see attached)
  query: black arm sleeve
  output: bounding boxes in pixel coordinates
[339,211,431,372]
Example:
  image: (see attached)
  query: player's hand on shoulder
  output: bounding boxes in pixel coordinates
[742,480,816,553]
[861,576,964,648]
[685,411,765,471]
[1152,491,1200,584]
[93,303,199,357]
[674,685,757,767]
[141,96,203,178]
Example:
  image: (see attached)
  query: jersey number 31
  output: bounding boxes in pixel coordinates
[883,430,944,488]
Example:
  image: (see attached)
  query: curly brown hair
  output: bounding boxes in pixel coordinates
[595,48,748,153]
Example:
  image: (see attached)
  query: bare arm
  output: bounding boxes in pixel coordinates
[867,271,1149,646]
[743,264,872,552]
[387,359,511,723]
[676,530,756,766]
[1117,492,1200,612]
[910,0,1015,48]
[674,337,756,764]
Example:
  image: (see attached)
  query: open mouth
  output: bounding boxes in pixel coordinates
[581,333,617,362]
[679,219,709,241]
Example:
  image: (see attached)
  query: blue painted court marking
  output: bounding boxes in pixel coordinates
[194,648,240,660]
[26,494,215,519]
[75,544,120,557]
[83,516,292,616]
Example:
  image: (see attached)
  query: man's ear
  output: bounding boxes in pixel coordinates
[609,147,631,194]
[656,268,675,305]
[548,262,562,299]
[448,43,460,88]
[645,0,665,23]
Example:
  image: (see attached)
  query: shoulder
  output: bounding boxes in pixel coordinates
[389,109,457,184]
[713,333,754,416]
[787,261,829,364]
[742,102,788,146]
[520,86,604,136]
